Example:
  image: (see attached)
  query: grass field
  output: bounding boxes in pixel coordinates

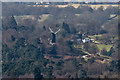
[75,14,81,16]
[110,14,118,20]
[38,14,50,22]
[89,35,102,40]
[96,44,113,51]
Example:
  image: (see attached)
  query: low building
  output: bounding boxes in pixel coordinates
[75,32,94,43]
[82,37,90,43]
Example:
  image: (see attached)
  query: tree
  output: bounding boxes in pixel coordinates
[108,47,115,56]
[8,15,17,27]
[97,6,104,12]
[34,67,43,80]
[62,22,70,33]
[75,72,79,79]
[99,29,108,34]
[49,45,57,55]
[35,38,42,44]
[101,48,108,56]
[71,27,77,34]
[84,43,99,54]
[66,40,74,52]
[2,15,17,30]
[109,60,118,72]
[16,37,25,47]
[83,43,91,52]
[43,25,46,31]
[11,35,16,41]
[46,66,54,78]
[88,57,95,64]
[61,31,66,38]
[90,44,99,54]
[56,24,60,27]
[79,70,87,78]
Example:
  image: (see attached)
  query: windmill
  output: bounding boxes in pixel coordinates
[49,27,60,45]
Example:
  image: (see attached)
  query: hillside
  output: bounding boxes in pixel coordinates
[2,2,119,79]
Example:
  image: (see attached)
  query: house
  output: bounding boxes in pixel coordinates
[75,32,94,43]
[82,37,95,43]
[81,54,92,61]
[81,55,88,59]
[82,37,91,43]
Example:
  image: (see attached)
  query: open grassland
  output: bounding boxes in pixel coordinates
[38,14,50,22]
[89,35,102,40]
[89,35,115,51]
[89,35,114,50]
[15,15,36,20]
[96,44,113,51]
[75,14,81,16]
[110,14,118,20]
[28,4,118,10]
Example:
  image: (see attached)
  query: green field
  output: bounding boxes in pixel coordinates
[110,14,118,19]
[89,35,102,40]
[96,44,113,51]
[39,14,50,22]
[75,14,81,16]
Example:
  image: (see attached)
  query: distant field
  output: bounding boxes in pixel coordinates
[75,14,81,16]
[89,35,102,40]
[89,35,113,51]
[28,4,118,10]
[96,44,113,51]
[88,4,118,10]
[110,14,118,20]
[75,43,113,52]
[14,14,50,24]
[38,14,50,22]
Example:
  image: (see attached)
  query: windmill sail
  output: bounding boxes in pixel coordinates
[49,27,54,33]
[55,29,60,34]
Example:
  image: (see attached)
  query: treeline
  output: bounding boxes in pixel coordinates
[2,37,118,78]
[2,2,118,16]
[2,2,118,35]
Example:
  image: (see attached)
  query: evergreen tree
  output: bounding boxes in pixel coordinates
[11,35,16,41]
[8,15,17,27]
[61,31,66,38]
[56,24,60,27]
[43,25,46,31]
[75,72,79,79]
